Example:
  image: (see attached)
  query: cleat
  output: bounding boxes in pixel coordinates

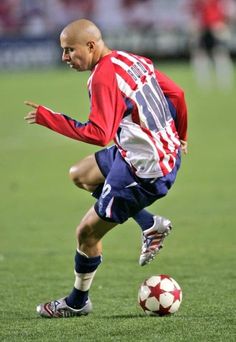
[139,215,172,266]
[36,297,92,318]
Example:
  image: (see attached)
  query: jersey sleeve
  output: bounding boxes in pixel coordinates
[155,69,188,141]
[35,67,126,146]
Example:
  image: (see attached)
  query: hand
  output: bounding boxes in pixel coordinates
[180,140,188,155]
[24,100,39,124]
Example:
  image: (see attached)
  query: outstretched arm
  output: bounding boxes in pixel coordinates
[24,100,113,146]
[24,70,126,147]
[24,83,125,147]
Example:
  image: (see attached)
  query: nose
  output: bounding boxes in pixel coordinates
[62,51,70,62]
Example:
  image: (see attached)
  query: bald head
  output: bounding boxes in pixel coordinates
[60,19,102,45]
[60,19,111,71]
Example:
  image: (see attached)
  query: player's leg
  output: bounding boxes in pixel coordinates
[93,146,175,266]
[69,154,105,192]
[138,152,181,266]
[69,147,173,266]
[66,206,116,309]
[213,45,234,89]
[190,29,215,88]
[69,148,158,230]
[70,154,157,232]
[36,207,117,318]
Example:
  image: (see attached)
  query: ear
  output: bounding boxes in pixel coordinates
[87,41,95,52]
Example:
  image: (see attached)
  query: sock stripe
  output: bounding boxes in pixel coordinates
[74,270,97,291]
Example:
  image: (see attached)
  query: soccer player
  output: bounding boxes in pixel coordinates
[189,0,235,89]
[24,19,188,318]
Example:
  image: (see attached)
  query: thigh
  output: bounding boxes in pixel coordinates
[94,151,152,224]
[70,154,105,186]
[94,151,181,224]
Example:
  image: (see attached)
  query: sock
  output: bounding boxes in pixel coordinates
[66,249,102,309]
[133,209,154,232]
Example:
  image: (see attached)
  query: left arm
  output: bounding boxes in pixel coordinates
[155,69,188,154]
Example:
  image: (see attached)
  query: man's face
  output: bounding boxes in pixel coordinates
[60,34,93,71]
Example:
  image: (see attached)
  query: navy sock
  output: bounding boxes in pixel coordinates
[66,288,89,309]
[66,251,102,309]
[133,209,154,232]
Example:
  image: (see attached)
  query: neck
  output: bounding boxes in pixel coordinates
[91,44,112,69]
[101,45,112,58]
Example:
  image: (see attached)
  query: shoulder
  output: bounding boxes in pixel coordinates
[96,52,118,76]
[90,52,117,87]
[155,69,185,95]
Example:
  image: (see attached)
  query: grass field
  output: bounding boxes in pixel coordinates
[1,63,236,341]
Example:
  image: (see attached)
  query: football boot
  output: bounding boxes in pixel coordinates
[36,297,92,318]
[139,215,172,266]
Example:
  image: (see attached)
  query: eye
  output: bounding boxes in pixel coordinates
[64,48,74,54]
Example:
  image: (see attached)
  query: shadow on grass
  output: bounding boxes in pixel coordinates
[1,311,149,321]
[3,310,217,322]
[97,313,176,320]
[99,313,146,319]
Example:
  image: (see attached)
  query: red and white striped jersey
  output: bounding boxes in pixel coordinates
[102,51,180,177]
[36,50,187,178]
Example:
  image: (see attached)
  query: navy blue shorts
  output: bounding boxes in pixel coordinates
[94,146,181,224]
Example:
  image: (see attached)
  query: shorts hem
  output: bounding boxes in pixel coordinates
[94,203,119,224]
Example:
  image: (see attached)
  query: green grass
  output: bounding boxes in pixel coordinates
[1,63,236,341]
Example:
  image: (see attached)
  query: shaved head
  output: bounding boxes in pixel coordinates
[60,19,111,71]
[60,19,102,45]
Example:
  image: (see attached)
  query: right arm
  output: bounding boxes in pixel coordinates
[24,70,126,147]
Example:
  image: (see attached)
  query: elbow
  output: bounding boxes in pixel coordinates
[95,129,112,147]
[87,125,113,146]
[99,141,107,147]
[179,89,186,101]
[176,88,185,99]
[97,136,111,147]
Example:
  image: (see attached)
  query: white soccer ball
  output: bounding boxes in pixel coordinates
[138,274,182,316]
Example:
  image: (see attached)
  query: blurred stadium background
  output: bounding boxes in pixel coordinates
[1,0,236,69]
[1,1,236,341]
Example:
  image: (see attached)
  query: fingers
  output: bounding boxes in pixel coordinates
[180,140,188,155]
[24,101,38,124]
[24,110,37,124]
[24,100,38,109]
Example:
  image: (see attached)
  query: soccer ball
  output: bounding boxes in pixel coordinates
[138,274,182,316]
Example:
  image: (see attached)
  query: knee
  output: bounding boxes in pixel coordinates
[76,225,86,245]
[76,224,97,248]
[69,165,83,188]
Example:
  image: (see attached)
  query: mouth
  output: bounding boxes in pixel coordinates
[66,62,81,71]
[67,62,76,69]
